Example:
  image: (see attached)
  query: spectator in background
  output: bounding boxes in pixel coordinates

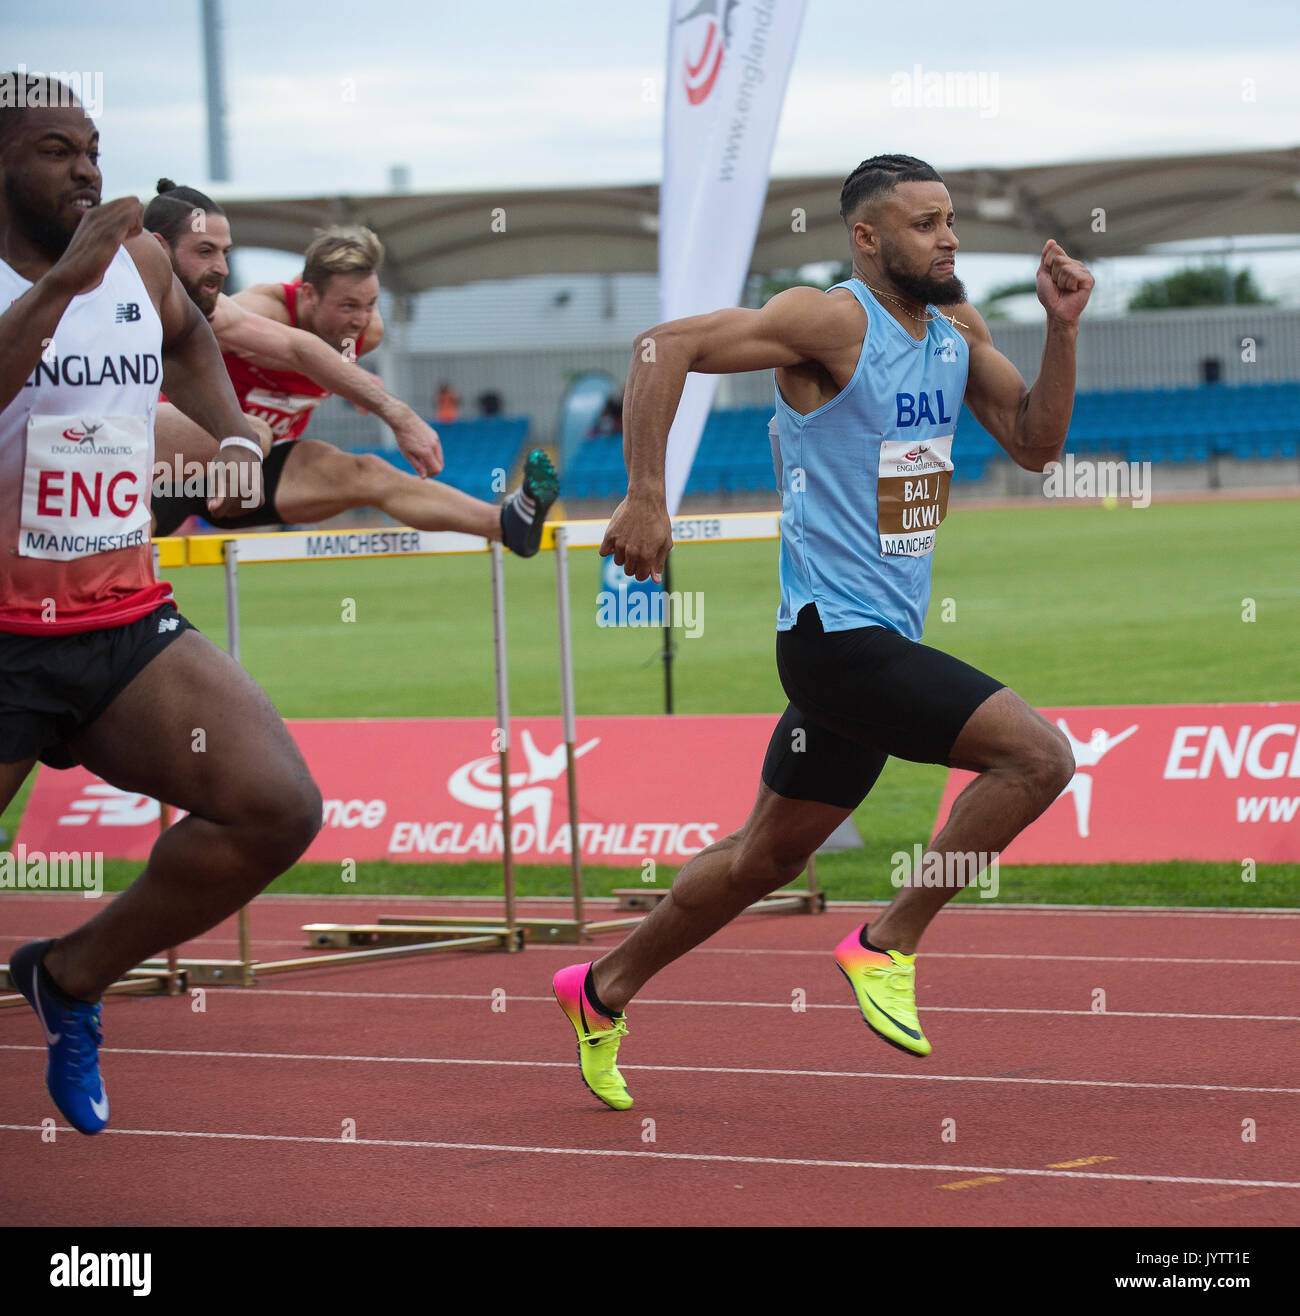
[590,391,624,438]
[435,380,462,424]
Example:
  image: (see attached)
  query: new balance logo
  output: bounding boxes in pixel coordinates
[158,617,179,633]
[58,784,161,827]
[114,303,141,323]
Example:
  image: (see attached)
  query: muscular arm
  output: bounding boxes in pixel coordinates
[225,287,440,475]
[958,306,1077,472]
[129,239,261,445]
[2,196,148,408]
[130,236,263,517]
[0,276,78,410]
[604,286,862,579]
[211,295,408,429]
[956,239,1093,473]
[621,287,863,499]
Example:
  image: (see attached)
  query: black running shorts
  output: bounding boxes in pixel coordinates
[152,440,294,536]
[760,603,1005,810]
[0,603,196,768]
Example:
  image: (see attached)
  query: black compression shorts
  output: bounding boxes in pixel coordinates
[0,603,196,768]
[152,440,295,536]
[760,603,1005,810]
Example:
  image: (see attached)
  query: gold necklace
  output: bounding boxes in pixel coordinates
[856,278,968,331]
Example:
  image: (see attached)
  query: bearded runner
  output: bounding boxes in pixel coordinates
[145,183,556,553]
[556,153,1093,1108]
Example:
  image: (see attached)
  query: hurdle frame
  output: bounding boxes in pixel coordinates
[152,527,528,983]
[1,509,822,1000]
[313,511,822,953]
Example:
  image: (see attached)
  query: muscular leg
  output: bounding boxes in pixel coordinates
[592,784,849,1014]
[866,687,1074,954]
[271,440,502,538]
[40,629,322,1001]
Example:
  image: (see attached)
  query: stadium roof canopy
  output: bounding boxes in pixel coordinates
[182,145,1300,294]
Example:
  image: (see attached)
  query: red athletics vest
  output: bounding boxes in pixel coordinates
[0,248,172,634]
[221,281,365,443]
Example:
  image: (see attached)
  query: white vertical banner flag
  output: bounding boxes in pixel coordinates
[659,0,806,515]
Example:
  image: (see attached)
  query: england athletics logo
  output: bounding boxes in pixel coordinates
[678,0,737,104]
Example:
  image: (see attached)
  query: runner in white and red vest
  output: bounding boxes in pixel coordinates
[0,77,323,1138]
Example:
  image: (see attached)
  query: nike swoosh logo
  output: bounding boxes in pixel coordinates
[861,989,922,1040]
[29,978,62,1047]
[90,1087,109,1121]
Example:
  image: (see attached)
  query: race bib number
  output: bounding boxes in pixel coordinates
[877,436,954,558]
[20,414,151,560]
[243,387,324,440]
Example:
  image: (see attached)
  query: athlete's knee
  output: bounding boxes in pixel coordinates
[1015,726,1075,801]
[273,771,324,858]
[235,770,322,865]
[353,452,400,496]
[731,830,813,894]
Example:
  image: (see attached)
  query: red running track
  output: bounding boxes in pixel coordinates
[2,894,1298,1226]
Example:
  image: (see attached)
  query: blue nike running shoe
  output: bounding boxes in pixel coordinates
[9,939,109,1134]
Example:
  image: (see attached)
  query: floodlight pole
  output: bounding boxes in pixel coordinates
[201,0,231,181]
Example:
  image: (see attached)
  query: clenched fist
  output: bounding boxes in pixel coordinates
[1036,239,1094,325]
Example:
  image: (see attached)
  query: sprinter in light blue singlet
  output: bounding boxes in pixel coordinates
[560,155,1095,1111]
[773,276,969,641]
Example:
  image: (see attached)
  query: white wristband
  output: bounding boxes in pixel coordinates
[219,436,263,458]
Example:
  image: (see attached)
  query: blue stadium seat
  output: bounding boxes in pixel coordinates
[563,383,1299,500]
[565,434,627,500]
[1048,381,1300,467]
[354,417,533,500]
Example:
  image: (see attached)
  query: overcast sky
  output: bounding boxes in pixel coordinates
[9,0,1300,304]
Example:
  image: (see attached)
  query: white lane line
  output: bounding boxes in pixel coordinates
[0,935,304,949]
[0,1123,1294,1189]
[653,949,1300,966]
[2,1044,1296,1094]
[256,984,1300,1021]
[3,940,1291,967]
[240,988,1300,1023]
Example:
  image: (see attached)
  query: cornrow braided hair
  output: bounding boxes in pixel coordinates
[839,154,943,224]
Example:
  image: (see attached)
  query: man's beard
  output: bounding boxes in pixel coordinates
[882,243,966,308]
[178,269,219,317]
[3,174,79,259]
